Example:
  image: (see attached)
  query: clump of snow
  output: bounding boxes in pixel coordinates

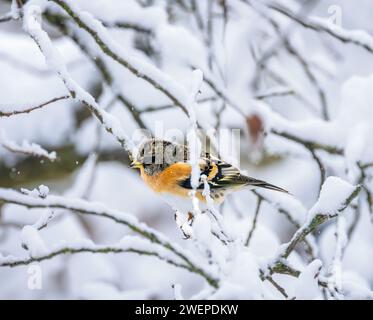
[294,259,322,300]
[0,130,57,161]
[193,214,212,245]
[38,185,49,198]
[210,251,263,299]
[21,185,49,199]
[308,177,357,218]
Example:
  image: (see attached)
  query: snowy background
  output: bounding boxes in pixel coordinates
[1,0,373,300]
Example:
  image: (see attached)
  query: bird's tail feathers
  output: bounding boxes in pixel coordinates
[246,178,289,194]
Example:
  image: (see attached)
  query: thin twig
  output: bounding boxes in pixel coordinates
[271,129,343,155]
[139,96,218,114]
[268,2,373,54]
[245,196,262,246]
[0,95,70,117]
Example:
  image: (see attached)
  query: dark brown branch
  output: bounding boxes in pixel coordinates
[245,195,262,246]
[309,148,326,191]
[0,95,70,117]
[271,129,343,155]
[103,21,152,34]
[139,96,218,114]
[261,272,289,299]
[255,88,295,100]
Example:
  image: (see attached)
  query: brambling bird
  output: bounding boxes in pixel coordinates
[130,139,289,214]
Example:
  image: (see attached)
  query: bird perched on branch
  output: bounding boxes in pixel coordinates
[130,139,289,214]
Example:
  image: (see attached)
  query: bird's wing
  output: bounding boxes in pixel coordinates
[178,155,246,190]
[178,154,289,194]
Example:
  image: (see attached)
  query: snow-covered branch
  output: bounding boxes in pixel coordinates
[48,0,191,115]
[0,12,14,23]
[22,1,134,155]
[0,131,57,161]
[0,187,219,287]
[268,2,373,54]
[280,177,360,260]
[1,0,373,300]
[0,235,188,270]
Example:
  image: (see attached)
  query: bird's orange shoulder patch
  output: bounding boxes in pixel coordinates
[207,162,219,181]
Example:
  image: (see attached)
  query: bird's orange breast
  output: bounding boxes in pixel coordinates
[140,162,206,202]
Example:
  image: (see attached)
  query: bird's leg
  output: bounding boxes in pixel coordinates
[187,211,194,225]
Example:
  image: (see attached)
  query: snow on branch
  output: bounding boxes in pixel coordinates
[199,66,342,165]
[256,177,361,295]
[268,2,373,54]
[268,119,344,156]
[0,12,14,23]
[280,177,360,260]
[0,235,188,270]
[0,95,70,117]
[0,0,21,22]
[0,130,57,161]
[255,87,295,100]
[22,1,134,155]
[48,0,192,116]
[0,187,219,287]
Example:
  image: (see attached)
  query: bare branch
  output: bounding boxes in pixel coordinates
[139,96,218,114]
[245,195,262,247]
[0,95,70,117]
[271,129,343,155]
[103,21,152,34]
[255,87,295,100]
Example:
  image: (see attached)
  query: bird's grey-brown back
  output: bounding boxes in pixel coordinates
[136,139,188,176]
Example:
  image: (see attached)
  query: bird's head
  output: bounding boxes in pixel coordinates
[130,139,188,176]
